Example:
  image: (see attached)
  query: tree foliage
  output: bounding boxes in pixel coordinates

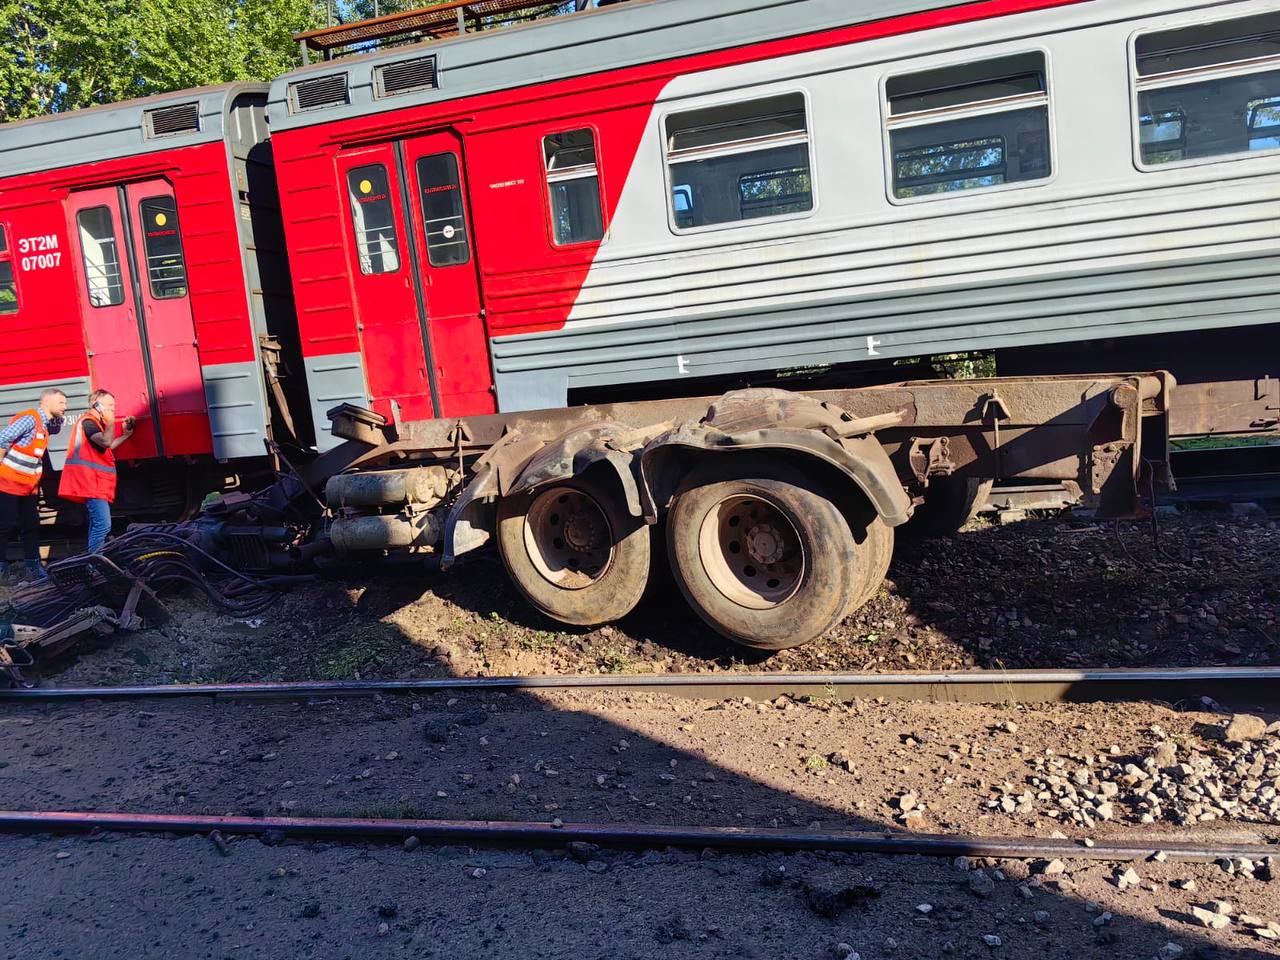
[0,0,591,122]
[0,0,324,121]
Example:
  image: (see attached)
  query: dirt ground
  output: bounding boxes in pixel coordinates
[2,513,1279,958]
[2,686,1280,957]
[2,691,1277,843]
[2,690,1279,960]
[17,509,1277,687]
[3,833,1278,960]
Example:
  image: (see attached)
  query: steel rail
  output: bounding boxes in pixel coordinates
[2,666,1278,706]
[1,810,1274,863]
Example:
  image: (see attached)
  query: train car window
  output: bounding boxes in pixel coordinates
[663,93,813,229]
[885,52,1051,199]
[0,226,15,314]
[543,129,604,246]
[672,185,694,228]
[138,196,189,299]
[415,152,471,267]
[75,206,126,307]
[738,167,812,217]
[1134,12,1280,166]
[346,165,401,275]
[1250,98,1280,150]
[1139,109,1187,164]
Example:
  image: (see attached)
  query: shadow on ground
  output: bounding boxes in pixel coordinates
[3,516,1279,958]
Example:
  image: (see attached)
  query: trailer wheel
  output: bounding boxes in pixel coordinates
[496,475,651,627]
[666,459,873,651]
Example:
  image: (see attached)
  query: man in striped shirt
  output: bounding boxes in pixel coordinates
[0,388,67,579]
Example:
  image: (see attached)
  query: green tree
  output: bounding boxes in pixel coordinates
[0,0,323,121]
[341,0,575,32]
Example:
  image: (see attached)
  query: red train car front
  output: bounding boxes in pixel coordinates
[0,84,307,522]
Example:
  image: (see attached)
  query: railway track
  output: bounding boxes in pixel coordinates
[0,810,1274,866]
[2,666,1275,868]
[3,666,1278,707]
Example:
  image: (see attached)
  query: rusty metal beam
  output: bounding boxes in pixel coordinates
[1169,379,1280,438]
[389,374,1171,451]
[340,373,1168,519]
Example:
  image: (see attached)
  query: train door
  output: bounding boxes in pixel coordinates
[122,181,208,456]
[66,180,207,459]
[336,133,495,425]
[401,131,494,417]
[65,187,159,459]
[336,144,438,424]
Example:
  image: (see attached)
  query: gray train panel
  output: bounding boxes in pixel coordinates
[0,84,270,180]
[303,352,370,452]
[202,361,268,461]
[493,253,1278,392]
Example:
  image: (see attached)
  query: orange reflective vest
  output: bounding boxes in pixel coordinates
[58,409,117,503]
[0,408,49,497]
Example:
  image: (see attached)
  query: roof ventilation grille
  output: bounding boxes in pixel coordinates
[376,55,439,98]
[290,73,350,113]
[144,102,201,138]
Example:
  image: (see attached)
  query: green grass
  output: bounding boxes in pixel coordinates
[600,652,637,674]
[802,684,841,709]
[306,623,407,680]
[518,630,559,653]
[1171,435,1279,451]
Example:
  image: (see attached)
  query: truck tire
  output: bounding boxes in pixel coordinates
[904,476,993,539]
[845,515,893,617]
[665,458,875,651]
[496,474,651,627]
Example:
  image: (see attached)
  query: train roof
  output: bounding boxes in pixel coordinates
[267,0,970,134]
[0,82,270,181]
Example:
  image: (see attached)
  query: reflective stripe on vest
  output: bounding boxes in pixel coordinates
[2,449,42,472]
[57,411,117,503]
[0,408,48,496]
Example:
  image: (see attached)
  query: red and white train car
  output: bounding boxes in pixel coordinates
[0,85,306,517]
[267,0,1280,449]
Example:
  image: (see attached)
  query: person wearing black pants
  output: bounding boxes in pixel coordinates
[0,388,67,579]
[0,492,40,575]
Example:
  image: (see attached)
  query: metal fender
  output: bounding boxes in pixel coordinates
[439,430,543,569]
[638,389,913,527]
[504,422,647,517]
[441,424,647,568]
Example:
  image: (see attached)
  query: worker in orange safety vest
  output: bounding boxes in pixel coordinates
[59,389,134,554]
[0,387,67,579]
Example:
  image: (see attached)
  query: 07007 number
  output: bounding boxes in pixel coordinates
[17,233,62,271]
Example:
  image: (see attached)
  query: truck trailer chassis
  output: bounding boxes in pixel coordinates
[246,371,1178,651]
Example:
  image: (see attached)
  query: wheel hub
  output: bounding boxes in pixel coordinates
[744,521,787,565]
[522,487,614,590]
[698,494,805,610]
[562,510,605,553]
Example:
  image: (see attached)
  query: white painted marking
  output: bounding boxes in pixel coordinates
[20,251,61,271]
[676,355,690,375]
[866,335,882,356]
[16,234,62,271]
[17,234,59,254]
